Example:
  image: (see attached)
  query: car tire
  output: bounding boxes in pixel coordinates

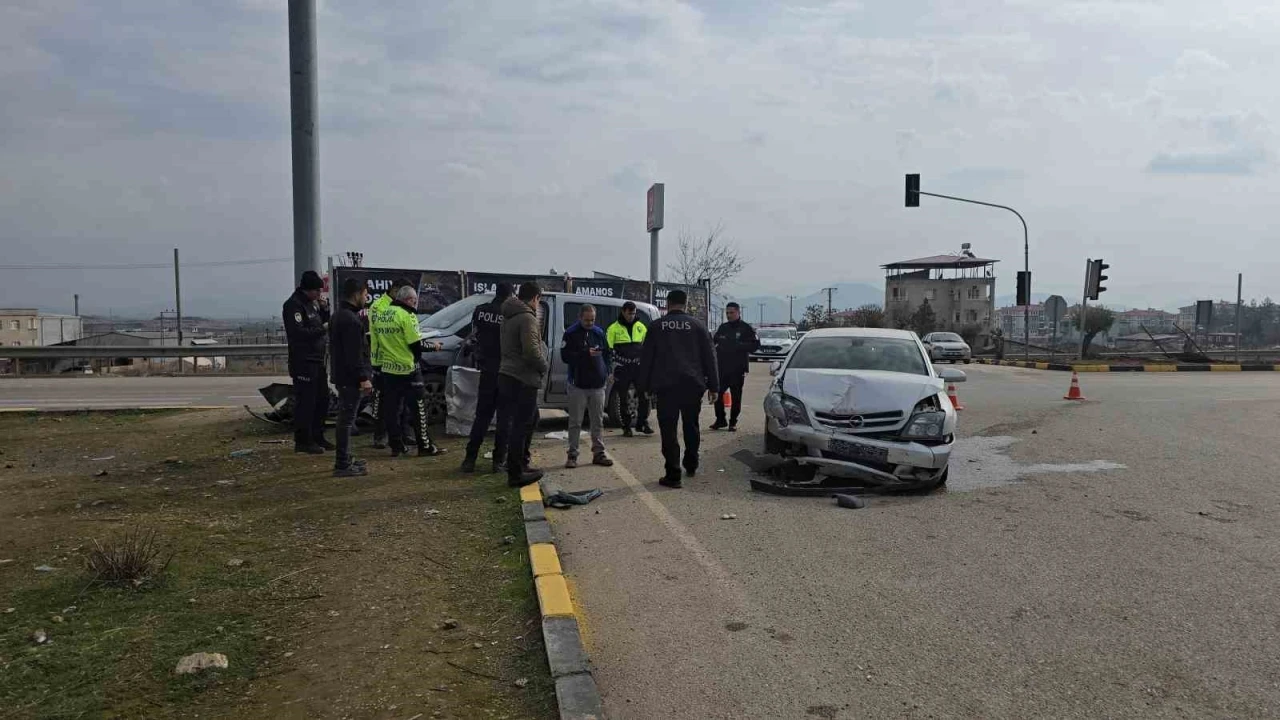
[963,359,971,364]
[421,371,448,426]
[932,467,949,490]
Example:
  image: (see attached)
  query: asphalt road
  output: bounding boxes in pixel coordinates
[0,376,288,411]
[535,364,1280,719]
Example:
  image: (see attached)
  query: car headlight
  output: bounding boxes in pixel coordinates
[767,392,810,428]
[902,409,945,438]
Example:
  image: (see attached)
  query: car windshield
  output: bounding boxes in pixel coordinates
[420,294,489,331]
[759,328,794,339]
[930,333,964,343]
[788,336,929,376]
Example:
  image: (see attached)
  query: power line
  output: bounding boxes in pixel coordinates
[0,257,292,270]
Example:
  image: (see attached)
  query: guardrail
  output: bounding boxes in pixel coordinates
[0,345,290,376]
[979,348,1278,362]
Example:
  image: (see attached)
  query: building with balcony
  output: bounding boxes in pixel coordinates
[883,249,997,339]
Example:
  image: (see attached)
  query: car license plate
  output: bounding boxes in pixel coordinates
[829,438,888,463]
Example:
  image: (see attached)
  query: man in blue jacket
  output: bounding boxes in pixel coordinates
[560,304,614,469]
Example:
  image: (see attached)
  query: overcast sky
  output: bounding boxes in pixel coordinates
[3,0,1278,317]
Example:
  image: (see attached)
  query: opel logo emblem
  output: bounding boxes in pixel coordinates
[850,415,864,428]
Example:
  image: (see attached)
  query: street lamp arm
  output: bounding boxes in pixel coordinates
[917,191,1028,241]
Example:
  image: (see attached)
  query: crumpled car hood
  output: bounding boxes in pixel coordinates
[781,369,943,414]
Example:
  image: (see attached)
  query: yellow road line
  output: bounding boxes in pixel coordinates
[1146,365,1179,372]
[1211,364,1242,372]
[529,543,563,577]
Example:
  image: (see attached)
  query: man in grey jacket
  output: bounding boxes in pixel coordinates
[496,281,548,487]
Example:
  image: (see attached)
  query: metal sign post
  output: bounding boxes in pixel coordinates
[647,183,664,284]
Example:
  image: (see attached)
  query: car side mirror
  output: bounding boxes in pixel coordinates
[936,367,966,383]
[769,361,782,376]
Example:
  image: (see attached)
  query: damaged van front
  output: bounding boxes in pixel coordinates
[762,328,965,492]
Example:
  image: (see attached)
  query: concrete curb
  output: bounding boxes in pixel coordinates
[976,358,1279,372]
[517,480,604,720]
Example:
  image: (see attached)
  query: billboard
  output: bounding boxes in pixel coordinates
[569,278,624,300]
[464,272,567,297]
[653,282,709,323]
[332,266,463,315]
[646,183,665,231]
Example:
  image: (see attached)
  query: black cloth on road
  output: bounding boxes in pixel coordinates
[714,372,746,426]
[283,288,329,370]
[637,310,718,396]
[292,362,328,447]
[656,384,704,481]
[497,374,538,477]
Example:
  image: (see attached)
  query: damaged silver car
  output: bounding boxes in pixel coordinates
[762,328,966,492]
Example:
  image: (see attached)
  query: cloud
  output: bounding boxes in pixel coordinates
[1146,147,1265,176]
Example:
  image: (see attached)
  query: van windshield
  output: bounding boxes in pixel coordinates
[420,295,489,331]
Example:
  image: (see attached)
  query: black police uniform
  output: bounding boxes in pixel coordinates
[464,297,507,466]
[712,319,760,429]
[283,288,331,449]
[637,309,719,484]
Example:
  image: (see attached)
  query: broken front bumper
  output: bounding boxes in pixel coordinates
[767,417,951,488]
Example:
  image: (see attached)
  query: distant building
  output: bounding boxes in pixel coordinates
[882,249,997,339]
[1113,309,1176,338]
[0,308,83,347]
[1177,301,1237,332]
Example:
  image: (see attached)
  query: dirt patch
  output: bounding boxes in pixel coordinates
[0,409,555,719]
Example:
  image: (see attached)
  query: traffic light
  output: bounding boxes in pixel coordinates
[1086,259,1109,300]
[905,173,920,207]
[1016,271,1031,306]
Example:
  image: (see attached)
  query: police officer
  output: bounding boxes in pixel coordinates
[637,290,718,488]
[460,283,512,474]
[370,285,446,457]
[711,302,760,432]
[283,270,331,454]
[606,301,654,438]
[366,278,407,449]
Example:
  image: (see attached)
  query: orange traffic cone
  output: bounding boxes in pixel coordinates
[946,383,965,411]
[1063,371,1085,400]
[722,390,733,408]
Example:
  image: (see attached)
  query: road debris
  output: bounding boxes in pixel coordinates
[226,559,245,568]
[90,455,116,461]
[544,431,569,440]
[720,513,738,520]
[514,678,529,688]
[93,470,108,477]
[834,494,866,510]
[30,629,47,645]
[33,565,56,572]
[440,618,460,630]
[174,652,228,675]
[229,449,255,458]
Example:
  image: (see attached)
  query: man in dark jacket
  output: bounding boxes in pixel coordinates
[496,281,547,487]
[606,301,653,437]
[711,302,761,431]
[461,283,512,474]
[283,270,331,454]
[561,304,614,469]
[330,277,373,477]
[638,290,719,488]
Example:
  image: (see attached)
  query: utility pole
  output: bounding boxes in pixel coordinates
[786,295,797,324]
[174,248,183,347]
[1236,273,1243,362]
[758,302,766,325]
[289,0,321,283]
[822,287,837,318]
[647,183,665,285]
[73,294,79,317]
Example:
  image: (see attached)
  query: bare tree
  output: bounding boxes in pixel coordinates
[665,223,748,299]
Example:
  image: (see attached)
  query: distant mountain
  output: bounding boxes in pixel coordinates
[731,282,884,325]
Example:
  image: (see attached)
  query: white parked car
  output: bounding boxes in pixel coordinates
[921,331,972,363]
[762,328,965,491]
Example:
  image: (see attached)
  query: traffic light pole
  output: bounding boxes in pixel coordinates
[914,190,1030,360]
[1079,258,1091,360]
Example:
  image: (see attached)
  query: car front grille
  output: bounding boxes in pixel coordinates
[814,410,903,432]
[758,345,782,353]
